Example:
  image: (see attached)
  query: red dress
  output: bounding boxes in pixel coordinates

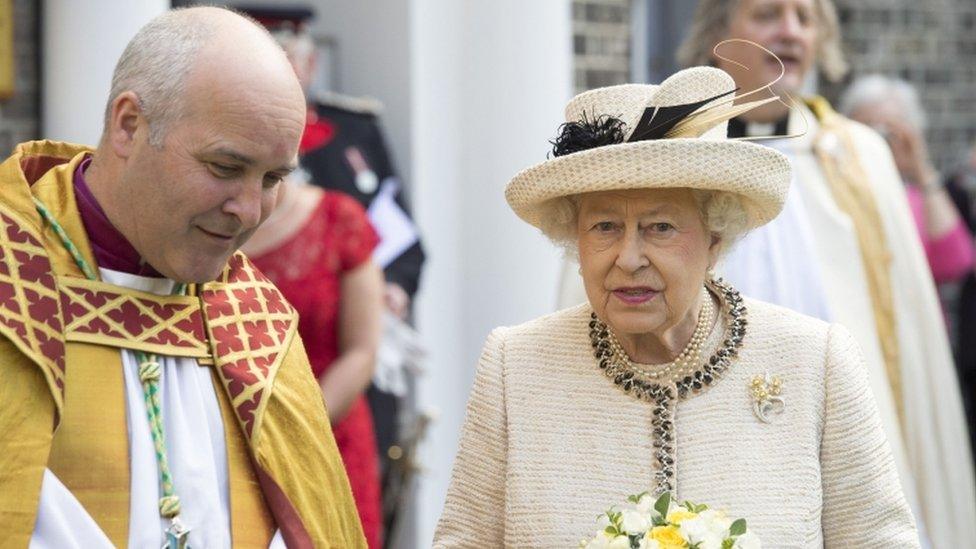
[251,191,382,548]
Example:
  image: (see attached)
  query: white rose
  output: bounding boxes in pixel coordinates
[733,531,762,549]
[679,516,709,540]
[680,517,723,549]
[620,510,651,535]
[636,494,659,518]
[698,535,725,549]
[607,535,632,549]
[639,538,661,549]
[583,530,614,549]
[668,500,682,515]
[698,509,732,535]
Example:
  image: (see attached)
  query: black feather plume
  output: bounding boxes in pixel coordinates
[549,113,626,158]
[627,88,738,142]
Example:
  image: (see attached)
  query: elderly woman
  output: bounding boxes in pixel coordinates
[433,67,919,547]
[841,75,974,287]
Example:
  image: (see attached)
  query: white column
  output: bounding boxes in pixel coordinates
[42,0,167,145]
[307,0,414,187]
[411,1,572,546]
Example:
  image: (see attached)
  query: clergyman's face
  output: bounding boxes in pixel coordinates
[717,0,818,96]
[116,80,304,283]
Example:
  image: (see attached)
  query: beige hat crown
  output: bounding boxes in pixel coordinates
[564,67,739,141]
[505,66,792,232]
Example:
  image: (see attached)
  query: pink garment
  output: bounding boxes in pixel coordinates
[250,192,383,549]
[906,185,974,283]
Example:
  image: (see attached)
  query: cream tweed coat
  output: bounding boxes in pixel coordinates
[433,299,919,548]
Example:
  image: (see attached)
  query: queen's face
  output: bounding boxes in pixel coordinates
[577,188,718,344]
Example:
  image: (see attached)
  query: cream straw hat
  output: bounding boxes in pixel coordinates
[505,66,792,231]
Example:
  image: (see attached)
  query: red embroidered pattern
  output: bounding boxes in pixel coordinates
[201,253,296,439]
[58,278,209,357]
[0,207,295,438]
[0,209,66,402]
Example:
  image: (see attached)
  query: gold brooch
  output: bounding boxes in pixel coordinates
[750,373,784,423]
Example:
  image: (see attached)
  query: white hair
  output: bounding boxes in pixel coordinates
[839,74,928,131]
[104,7,279,147]
[104,10,215,146]
[539,189,750,259]
[691,189,750,256]
[538,195,582,255]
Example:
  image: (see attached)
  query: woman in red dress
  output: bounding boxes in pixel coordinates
[243,179,385,548]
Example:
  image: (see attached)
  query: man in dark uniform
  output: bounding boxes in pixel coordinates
[241,6,425,311]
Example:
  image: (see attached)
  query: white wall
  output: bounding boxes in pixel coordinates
[42,0,168,145]
[217,5,571,546]
[307,0,414,193]
[411,1,572,546]
[281,3,573,545]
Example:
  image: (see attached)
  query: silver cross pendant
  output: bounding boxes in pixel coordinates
[162,517,191,549]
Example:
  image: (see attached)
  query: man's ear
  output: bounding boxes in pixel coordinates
[106,91,145,159]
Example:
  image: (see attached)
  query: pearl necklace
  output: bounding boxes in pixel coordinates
[589,278,746,399]
[604,289,714,382]
[588,278,747,497]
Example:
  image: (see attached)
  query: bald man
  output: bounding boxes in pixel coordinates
[0,7,365,548]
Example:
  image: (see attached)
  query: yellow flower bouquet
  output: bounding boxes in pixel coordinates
[580,492,760,549]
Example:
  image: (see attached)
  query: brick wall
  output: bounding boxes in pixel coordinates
[823,0,976,173]
[573,0,631,94]
[0,0,40,156]
[572,0,976,173]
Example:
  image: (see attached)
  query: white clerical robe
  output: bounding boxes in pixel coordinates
[30,269,285,548]
[772,106,976,549]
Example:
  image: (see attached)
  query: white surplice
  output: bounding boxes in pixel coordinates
[722,106,974,548]
[719,141,832,322]
[30,268,285,548]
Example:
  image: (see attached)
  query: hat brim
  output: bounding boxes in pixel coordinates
[505,139,791,231]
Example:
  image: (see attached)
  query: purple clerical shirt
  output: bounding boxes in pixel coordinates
[73,156,163,277]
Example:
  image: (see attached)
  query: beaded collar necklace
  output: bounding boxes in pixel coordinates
[588,277,747,496]
[603,288,714,384]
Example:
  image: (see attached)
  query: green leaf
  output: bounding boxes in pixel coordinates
[729,518,747,537]
[654,492,671,517]
[651,515,666,527]
[722,539,735,549]
[627,491,649,504]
